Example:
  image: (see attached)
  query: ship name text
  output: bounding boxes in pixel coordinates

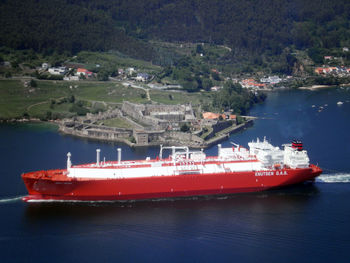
[255,171,288,176]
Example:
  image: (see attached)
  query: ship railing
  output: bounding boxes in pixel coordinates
[218,154,258,161]
[174,160,201,175]
[159,145,189,160]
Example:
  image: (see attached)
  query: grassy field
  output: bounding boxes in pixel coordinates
[0,79,214,120]
[0,79,147,119]
[98,117,135,129]
[72,82,147,103]
[149,89,213,106]
[72,51,161,73]
[0,79,69,119]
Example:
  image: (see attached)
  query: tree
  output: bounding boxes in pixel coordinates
[180,123,190,132]
[211,71,221,81]
[196,44,204,54]
[97,70,109,81]
[182,80,198,92]
[308,47,325,64]
[46,111,52,120]
[202,78,213,91]
[29,79,37,87]
[4,71,12,78]
[22,112,30,119]
[69,95,75,103]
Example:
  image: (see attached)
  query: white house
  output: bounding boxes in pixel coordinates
[260,76,282,84]
[48,67,67,75]
[42,63,50,70]
[210,86,222,91]
[64,76,79,81]
[136,73,150,82]
[126,67,135,75]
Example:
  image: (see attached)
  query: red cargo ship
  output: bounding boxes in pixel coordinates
[22,138,322,202]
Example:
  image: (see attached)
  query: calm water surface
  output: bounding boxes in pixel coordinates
[0,88,349,262]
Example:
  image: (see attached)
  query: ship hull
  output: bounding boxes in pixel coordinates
[22,165,322,202]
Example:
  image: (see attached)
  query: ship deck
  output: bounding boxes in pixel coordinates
[72,156,259,169]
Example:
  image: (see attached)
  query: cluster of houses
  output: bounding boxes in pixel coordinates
[239,76,283,89]
[42,63,93,81]
[40,63,152,82]
[117,67,151,82]
[314,66,350,76]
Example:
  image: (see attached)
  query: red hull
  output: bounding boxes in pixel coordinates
[22,165,322,202]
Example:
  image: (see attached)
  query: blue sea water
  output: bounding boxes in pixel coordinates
[0,88,350,263]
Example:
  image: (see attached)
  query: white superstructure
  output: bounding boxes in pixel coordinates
[66,138,310,179]
[283,143,310,168]
[248,137,310,169]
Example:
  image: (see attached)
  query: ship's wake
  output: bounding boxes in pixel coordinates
[316,173,350,183]
[0,196,25,204]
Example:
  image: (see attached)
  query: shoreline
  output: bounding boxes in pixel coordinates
[57,119,254,149]
[0,118,254,149]
[298,84,346,90]
[298,85,334,90]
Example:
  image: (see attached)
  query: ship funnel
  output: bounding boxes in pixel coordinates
[96,149,101,166]
[67,152,72,169]
[292,140,303,151]
[117,148,121,164]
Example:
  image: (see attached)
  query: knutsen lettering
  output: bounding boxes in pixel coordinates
[255,171,288,176]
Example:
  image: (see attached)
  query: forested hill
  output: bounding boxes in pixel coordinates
[1,0,350,59]
[0,0,155,60]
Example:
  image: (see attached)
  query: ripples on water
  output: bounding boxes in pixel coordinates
[317,173,350,183]
[0,196,24,203]
[0,88,349,262]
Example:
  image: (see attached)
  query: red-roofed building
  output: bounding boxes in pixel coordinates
[240,79,266,89]
[315,67,325,74]
[203,112,236,120]
[203,112,220,119]
[76,68,93,77]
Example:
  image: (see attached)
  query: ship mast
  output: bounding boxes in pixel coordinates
[67,152,72,169]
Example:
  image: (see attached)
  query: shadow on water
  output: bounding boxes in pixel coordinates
[23,183,320,223]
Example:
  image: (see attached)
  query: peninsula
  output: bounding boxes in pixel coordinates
[59,101,254,148]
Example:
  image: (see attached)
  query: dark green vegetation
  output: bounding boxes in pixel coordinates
[213,82,266,115]
[155,45,230,91]
[0,0,154,61]
[1,0,350,70]
[0,48,161,80]
[288,76,350,89]
[1,0,349,122]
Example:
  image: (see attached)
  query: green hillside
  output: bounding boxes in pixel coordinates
[1,0,349,66]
